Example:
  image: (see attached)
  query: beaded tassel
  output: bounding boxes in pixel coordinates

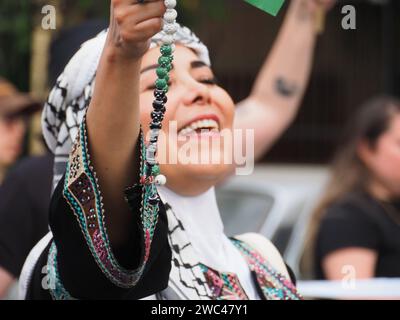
[145,0,178,186]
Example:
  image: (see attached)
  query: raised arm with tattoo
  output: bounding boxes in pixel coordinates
[235,0,335,161]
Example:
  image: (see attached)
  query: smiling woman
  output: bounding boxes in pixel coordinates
[21,0,335,300]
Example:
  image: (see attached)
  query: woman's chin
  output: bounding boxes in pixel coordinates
[161,162,231,196]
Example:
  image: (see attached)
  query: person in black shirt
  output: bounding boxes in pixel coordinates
[0,155,53,297]
[305,96,400,281]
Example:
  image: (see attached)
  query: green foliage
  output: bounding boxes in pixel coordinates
[60,0,109,27]
[0,1,33,90]
[177,0,230,27]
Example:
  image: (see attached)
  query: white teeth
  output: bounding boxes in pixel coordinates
[178,119,220,135]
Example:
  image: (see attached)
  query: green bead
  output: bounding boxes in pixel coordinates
[155,79,168,90]
[156,67,168,79]
[158,56,170,67]
[151,165,160,176]
[160,45,172,56]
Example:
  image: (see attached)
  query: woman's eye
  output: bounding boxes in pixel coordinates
[199,77,218,85]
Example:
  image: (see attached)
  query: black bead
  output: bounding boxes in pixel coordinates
[157,106,166,113]
[150,122,162,130]
[154,89,166,100]
[152,99,164,110]
[151,111,164,122]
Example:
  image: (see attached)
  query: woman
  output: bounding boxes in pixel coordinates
[22,0,333,300]
[307,96,400,281]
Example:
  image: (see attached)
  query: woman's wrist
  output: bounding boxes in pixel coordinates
[103,43,143,67]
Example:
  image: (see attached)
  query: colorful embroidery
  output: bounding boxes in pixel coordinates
[58,117,159,290]
[200,264,249,300]
[231,239,303,300]
[164,204,301,301]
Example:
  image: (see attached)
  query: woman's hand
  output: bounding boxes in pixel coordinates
[107,0,166,61]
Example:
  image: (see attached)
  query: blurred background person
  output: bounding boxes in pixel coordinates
[0,78,41,185]
[0,78,43,298]
[0,18,107,299]
[0,154,53,298]
[306,96,400,281]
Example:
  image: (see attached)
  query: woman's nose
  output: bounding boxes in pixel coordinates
[182,80,211,107]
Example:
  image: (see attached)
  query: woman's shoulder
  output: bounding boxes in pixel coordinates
[234,233,291,280]
[317,192,382,255]
[323,191,379,223]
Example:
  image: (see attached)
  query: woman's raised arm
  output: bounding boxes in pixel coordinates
[86,0,166,246]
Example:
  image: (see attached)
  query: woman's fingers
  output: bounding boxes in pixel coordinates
[114,0,165,26]
[119,16,164,43]
[115,1,165,30]
[109,0,166,59]
[133,17,164,41]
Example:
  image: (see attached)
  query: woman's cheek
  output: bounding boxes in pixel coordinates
[215,89,235,128]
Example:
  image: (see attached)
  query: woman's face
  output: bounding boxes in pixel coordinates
[359,113,400,197]
[139,45,235,196]
[0,115,26,167]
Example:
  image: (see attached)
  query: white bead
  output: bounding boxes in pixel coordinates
[150,129,160,140]
[164,0,176,9]
[164,9,177,23]
[162,34,174,45]
[163,22,178,35]
[146,144,157,163]
[155,174,167,185]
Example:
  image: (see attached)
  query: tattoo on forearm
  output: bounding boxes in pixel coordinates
[275,78,299,98]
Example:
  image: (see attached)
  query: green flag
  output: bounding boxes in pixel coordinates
[244,0,285,16]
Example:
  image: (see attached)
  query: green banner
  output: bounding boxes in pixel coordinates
[243,0,285,16]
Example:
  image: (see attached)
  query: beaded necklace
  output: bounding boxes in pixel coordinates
[143,0,178,189]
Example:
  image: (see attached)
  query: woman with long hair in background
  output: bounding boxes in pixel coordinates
[305,96,400,281]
